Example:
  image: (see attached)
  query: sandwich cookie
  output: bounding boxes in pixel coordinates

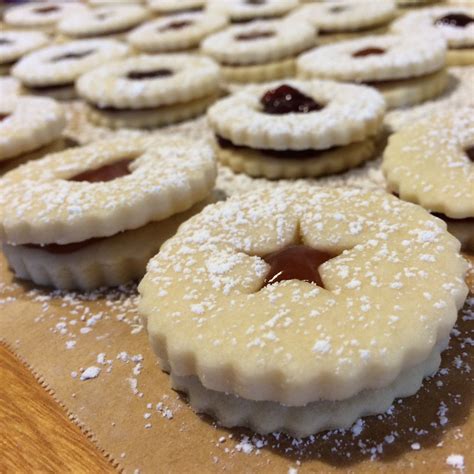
[77,54,221,129]
[207,79,386,178]
[146,0,206,15]
[12,39,130,100]
[0,135,217,290]
[297,34,448,108]
[383,108,474,251]
[202,19,317,83]
[139,186,468,436]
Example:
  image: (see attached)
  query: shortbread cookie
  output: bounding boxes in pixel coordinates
[2,198,211,290]
[289,0,396,34]
[171,341,443,437]
[77,54,220,128]
[208,0,298,22]
[12,39,130,100]
[139,186,467,408]
[128,11,228,53]
[0,135,217,289]
[392,7,474,66]
[208,80,385,150]
[202,19,316,83]
[58,5,150,39]
[0,76,22,100]
[0,31,48,73]
[297,34,447,107]
[3,2,88,31]
[0,96,65,162]
[147,0,206,14]
[383,108,474,250]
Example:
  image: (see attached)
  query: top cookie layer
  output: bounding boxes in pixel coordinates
[208,0,298,22]
[392,6,474,48]
[207,79,385,150]
[0,135,216,245]
[201,18,317,66]
[12,39,130,87]
[147,0,205,13]
[297,34,447,82]
[139,186,467,405]
[383,108,474,219]
[289,0,396,33]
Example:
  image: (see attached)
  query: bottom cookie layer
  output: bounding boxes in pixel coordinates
[215,136,378,179]
[443,217,474,252]
[447,48,474,67]
[372,69,448,108]
[85,94,218,129]
[171,343,443,438]
[3,198,212,290]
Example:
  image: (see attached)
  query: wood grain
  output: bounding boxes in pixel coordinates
[0,343,114,473]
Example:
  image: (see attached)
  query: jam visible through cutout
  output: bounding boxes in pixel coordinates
[160,20,193,31]
[51,49,95,62]
[465,145,474,162]
[352,47,386,58]
[262,245,335,288]
[261,84,324,115]
[127,69,173,80]
[69,158,134,183]
[246,0,266,5]
[236,30,275,40]
[435,13,474,28]
[0,38,12,45]
[0,113,10,121]
[34,6,59,14]
[329,5,348,14]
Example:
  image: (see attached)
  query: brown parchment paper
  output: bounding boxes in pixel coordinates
[0,251,473,474]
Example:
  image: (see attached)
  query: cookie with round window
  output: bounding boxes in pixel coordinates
[0,135,217,290]
[139,186,468,436]
[207,79,386,179]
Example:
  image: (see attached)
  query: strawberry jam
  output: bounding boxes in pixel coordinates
[260,84,324,115]
[69,158,133,183]
[352,47,386,58]
[262,245,335,288]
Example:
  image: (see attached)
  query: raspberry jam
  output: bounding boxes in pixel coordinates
[262,245,335,288]
[236,30,275,40]
[260,84,324,115]
[352,47,386,58]
[52,50,95,62]
[435,13,474,28]
[160,20,193,31]
[0,114,10,121]
[127,69,173,80]
[466,146,474,162]
[34,6,59,14]
[69,158,133,183]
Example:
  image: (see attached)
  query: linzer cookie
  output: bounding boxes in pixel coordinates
[208,0,298,23]
[58,4,150,39]
[392,7,474,66]
[12,39,130,100]
[0,135,217,290]
[0,30,48,75]
[3,2,88,32]
[139,186,468,436]
[127,11,228,53]
[289,0,396,44]
[207,79,385,178]
[147,0,206,14]
[297,34,448,108]
[383,108,474,251]
[201,19,316,83]
[77,54,220,129]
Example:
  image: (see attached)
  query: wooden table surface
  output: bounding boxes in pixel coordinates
[0,343,114,473]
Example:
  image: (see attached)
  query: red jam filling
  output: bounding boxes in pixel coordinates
[352,47,386,58]
[466,145,474,162]
[34,6,59,14]
[260,84,324,115]
[126,69,173,80]
[51,49,95,62]
[235,30,275,40]
[435,13,474,28]
[69,158,133,183]
[262,245,335,288]
[0,113,10,121]
[160,20,193,31]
